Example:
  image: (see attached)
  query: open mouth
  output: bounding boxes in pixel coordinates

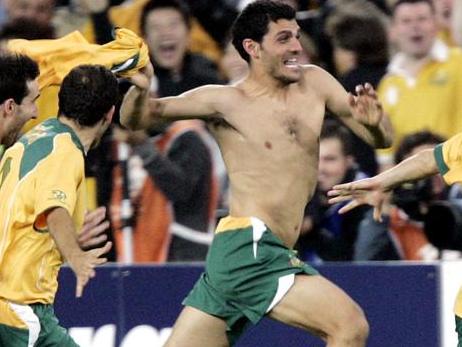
[410,34,424,44]
[158,42,178,57]
[284,58,299,69]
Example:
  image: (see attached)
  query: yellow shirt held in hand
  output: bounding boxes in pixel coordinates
[7,27,149,131]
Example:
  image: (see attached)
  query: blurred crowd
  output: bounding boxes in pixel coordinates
[2,0,462,263]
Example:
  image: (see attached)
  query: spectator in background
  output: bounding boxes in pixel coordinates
[378,0,462,164]
[67,0,226,64]
[220,40,249,84]
[297,120,370,262]
[327,10,390,177]
[433,0,457,45]
[353,131,453,260]
[109,0,224,262]
[0,18,54,42]
[140,0,224,97]
[111,120,218,262]
[3,0,55,27]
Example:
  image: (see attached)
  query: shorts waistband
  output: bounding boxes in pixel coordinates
[215,216,266,234]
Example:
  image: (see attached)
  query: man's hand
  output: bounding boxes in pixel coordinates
[348,83,383,127]
[129,63,154,91]
[78,207,109,250]
[68,241,112,298]
[327,177,388,222]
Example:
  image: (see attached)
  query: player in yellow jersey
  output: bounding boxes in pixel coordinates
[0,64,118,347]
[0,51,111,255]
[328,131,462,345]
[0,53,40,159]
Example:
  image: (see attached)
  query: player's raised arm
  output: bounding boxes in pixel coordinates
[314,66,393,149]
[327,148,438,220]
[120,67,225,131]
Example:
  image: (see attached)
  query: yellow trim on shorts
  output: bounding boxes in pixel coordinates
[215,216,252,234]
[0,299,28,329]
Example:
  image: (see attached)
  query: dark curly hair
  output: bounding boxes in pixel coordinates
[58,65,119,127]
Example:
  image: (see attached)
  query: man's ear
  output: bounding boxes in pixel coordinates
[2,99,16,116]
[243,39,260,60]
[104,105,115,124]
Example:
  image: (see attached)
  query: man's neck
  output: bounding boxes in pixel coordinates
[246,69,293,98]
[58,117,96,154]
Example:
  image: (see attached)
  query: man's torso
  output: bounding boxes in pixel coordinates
[208,67,328,247]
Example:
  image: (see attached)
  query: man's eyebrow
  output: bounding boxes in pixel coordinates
[275,28,301,37]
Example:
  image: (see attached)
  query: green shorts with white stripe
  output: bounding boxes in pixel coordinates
[183,216,319,345]
[0,299,78,347]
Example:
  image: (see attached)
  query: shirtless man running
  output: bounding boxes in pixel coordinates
[121,1,392,346]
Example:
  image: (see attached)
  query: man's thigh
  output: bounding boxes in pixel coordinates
[164,306,229,347]
[34,305,78,347]
[268,274,364,339]
[0,323,29,347]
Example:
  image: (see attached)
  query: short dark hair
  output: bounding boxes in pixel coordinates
[320,119,353,156]
[58,65,119,127]
[328,14,389,66]
[0,53,39,105]
[231,0,296,63]
[140,0,191,35]
[391,0,435,16]
[394,130,445,163]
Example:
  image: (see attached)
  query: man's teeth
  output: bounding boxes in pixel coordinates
[285,59,298,66]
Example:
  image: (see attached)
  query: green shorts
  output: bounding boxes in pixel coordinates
[183,216,319,344]
[0,299,78,347]
[456,315,462,347]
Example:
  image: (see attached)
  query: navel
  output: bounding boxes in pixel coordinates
[264,141,272,150]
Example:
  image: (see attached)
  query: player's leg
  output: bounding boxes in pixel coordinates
[31,304,79,347]
[268,274,369,347]
[456,315,462,347]
[454,287,462,347]
[164,306,229,347]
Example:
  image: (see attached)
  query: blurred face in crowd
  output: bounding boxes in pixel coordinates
[433,0,453,29]
[5,0,55,25]
[392,1,438,59]
[1,79,39,147]
[220,42,248,83]
[143,8,189,71]
[333,47,356,76]
[317,137,353,192]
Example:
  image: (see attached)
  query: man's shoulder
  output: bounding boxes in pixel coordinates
[301,64,326,77]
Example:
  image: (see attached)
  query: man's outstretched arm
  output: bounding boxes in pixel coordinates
[327,148,439,220]
[120,66,224,130]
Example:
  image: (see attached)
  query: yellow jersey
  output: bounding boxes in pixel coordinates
[0,118,86,304]
[378,41,462,156]
[434,132,462,317]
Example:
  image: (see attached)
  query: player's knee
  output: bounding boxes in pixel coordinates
[343,307,369,344]
[332,305,369,345]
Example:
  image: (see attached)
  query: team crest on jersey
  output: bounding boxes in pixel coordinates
[289,254,304,268]
[50,190,67,203]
